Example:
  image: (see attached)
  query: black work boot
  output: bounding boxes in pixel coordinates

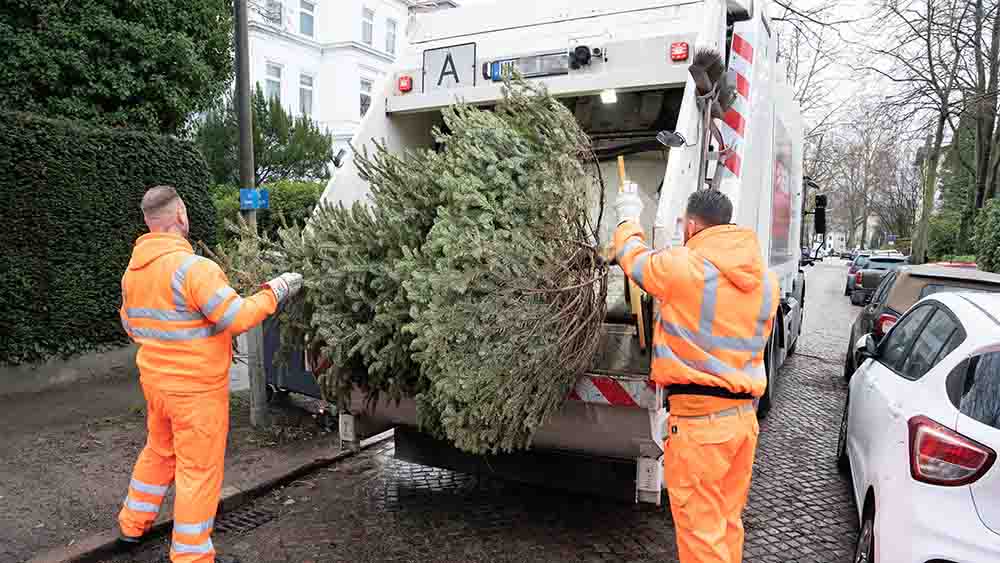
[116,531,145,546]
[215,556,241,563]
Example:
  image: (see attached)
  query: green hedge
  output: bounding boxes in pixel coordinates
[974,199,1000,274]
[0,112,216,364]
[211,180,324,244]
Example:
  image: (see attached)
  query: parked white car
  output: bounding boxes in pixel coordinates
[838,291,1000,563]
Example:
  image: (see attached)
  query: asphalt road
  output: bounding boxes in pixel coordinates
[105,259,861,563]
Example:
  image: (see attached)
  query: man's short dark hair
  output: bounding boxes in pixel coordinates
[686,189,733,226]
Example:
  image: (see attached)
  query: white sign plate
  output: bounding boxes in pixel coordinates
[423,43,477,93]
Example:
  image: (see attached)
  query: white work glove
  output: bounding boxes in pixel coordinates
[614,182,643,226]
[264,273,304,304]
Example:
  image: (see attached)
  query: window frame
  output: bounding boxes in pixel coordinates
[299,73,314,116]
[264,0,283,25]
[360,78,373,117]
[386,18,398,54]
[948,352,1000,430]
[264,62,283,103]
[872,271,897,305]
[877,303,935,374]
[299,0,315,37]
[362,7,375,46]
[899,308,963,381]
[878,302,967,381]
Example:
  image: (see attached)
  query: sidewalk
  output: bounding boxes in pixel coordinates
[0,365,333,563]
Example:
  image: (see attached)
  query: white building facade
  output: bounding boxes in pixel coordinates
[247,0,456,148]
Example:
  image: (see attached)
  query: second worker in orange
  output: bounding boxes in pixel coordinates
[613,185,778,563]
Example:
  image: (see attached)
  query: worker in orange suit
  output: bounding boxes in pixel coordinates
[613,186,778,563]
[116,185,302,563]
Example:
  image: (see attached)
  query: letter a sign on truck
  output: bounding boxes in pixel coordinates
[423,43,477,92]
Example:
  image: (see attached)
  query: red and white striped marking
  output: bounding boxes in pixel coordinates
[720,33,754,178]
[568,376,656,408]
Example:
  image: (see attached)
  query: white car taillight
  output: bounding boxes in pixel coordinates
[909,416,997,486]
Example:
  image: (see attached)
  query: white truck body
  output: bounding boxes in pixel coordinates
[318,0,805,504]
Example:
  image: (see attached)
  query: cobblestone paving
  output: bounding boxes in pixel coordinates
[106,261,860,563]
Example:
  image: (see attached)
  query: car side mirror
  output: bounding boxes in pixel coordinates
[855,333,878,361]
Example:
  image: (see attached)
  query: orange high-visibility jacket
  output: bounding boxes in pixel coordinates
[120,233,278,393]
[614,223,779,416]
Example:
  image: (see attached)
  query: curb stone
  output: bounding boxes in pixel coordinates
[27,430,394,563]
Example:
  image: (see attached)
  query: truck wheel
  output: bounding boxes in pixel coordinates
[757,332,777,419]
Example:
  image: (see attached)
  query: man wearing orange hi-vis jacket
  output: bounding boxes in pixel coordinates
[613,186,778,563]
[116,186,302,563]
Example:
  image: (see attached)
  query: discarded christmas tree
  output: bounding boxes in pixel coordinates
[214,78,607,454]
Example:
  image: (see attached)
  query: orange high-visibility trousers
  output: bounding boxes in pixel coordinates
[119,384,229,563]
[664,405,759,563]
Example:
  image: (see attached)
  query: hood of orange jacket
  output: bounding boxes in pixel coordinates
[686,225,765,294]
[129,233,193,271]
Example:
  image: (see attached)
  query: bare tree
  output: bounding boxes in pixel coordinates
[862,0,970,264]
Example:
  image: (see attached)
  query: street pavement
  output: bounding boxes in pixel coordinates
[105,259,860,563]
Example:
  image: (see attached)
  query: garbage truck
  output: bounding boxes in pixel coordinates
[264,0,811,505]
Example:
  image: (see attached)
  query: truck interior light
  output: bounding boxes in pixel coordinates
[569,45,593,69]
[600,89,618,104]
[656,130,686,147]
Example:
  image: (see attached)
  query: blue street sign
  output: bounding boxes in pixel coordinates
[239,188,270,210]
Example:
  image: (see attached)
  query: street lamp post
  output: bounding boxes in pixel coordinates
[235,0,270,428]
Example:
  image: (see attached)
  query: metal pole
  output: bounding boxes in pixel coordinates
[235,0,270,428]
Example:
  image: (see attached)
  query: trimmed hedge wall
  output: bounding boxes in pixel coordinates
[0,112,216,364]
[974,198,1000,274]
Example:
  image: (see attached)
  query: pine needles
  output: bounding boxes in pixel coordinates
[214,78,607,454]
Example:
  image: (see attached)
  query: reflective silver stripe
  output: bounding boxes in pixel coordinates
[124,498,160,514]
[617,238,644,263]
[171,255,203,312]
[172,539,214,555]
[121,316,131,335]
[630,251,651,288]
[131,326,219,341]
[699,259,720,335]
[659,319,766,351]
[130,479,168,496]
[213,297,244,333]
[654,345,736,376]
[202,287,236,318]
[127,308,205,322]
[174,518,215,536]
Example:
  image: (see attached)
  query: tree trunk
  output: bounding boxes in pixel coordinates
[913,115,948,265]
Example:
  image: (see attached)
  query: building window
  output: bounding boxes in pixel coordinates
[360,79,373,117]
[300,74,314,115]
[299,0,314,37]
[264,63,282,102]
[264,0,282,24]
[362,8,374,45]
[386,19,397,54]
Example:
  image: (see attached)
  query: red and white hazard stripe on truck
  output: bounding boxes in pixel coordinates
[720,33,753,177]
[568,375,656,408]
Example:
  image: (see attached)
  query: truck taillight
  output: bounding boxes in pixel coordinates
[398,75,413,93]
[874,313,897,338]
[855,271,863,284]
[670,42,689,62]
[909,416,996,486]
